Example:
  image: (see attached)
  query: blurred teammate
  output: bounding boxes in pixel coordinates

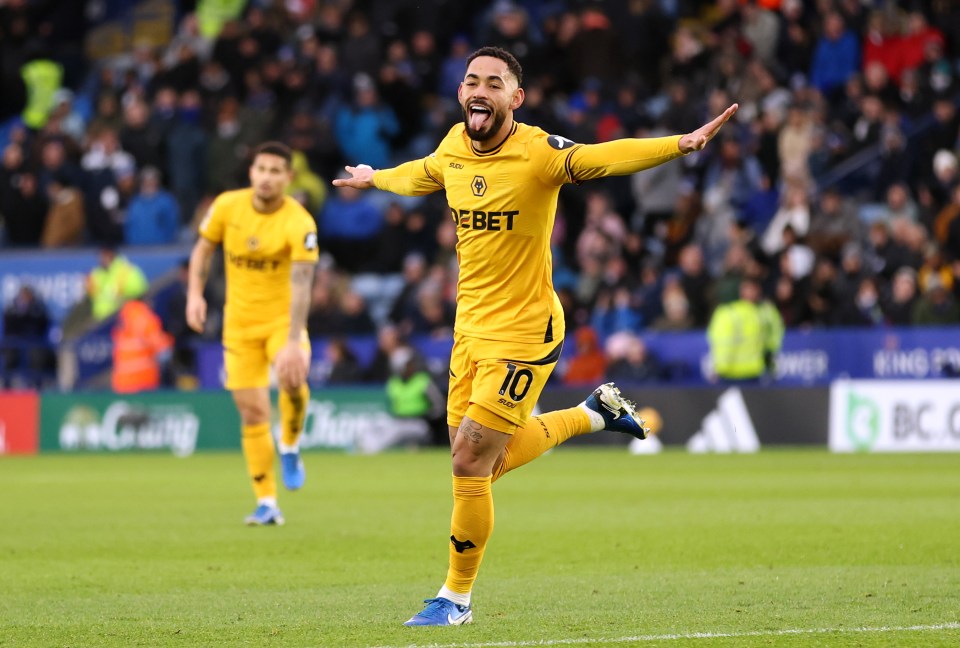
[334,46,736,625]
[186,142,319,526]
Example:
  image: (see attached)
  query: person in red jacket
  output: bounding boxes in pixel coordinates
[111,300,173,393]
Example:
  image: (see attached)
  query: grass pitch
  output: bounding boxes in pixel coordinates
[2,448,959,647]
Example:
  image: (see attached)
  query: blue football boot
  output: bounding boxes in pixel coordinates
[404,597,473,626]
[244,503,285,526]
[583,382,650,440]
[280,451,306,491]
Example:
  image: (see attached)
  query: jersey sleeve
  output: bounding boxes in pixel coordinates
[567,136,684,182]
[289,209,320,263]
[529,132,585,185]
[531,133,685,185]
[198,195,226,244]
[372,155,444,196]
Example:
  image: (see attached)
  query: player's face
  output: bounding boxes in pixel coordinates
[249,153,291,203]
[458,56,523,144]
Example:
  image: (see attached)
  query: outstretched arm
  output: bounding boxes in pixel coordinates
[331,164,376,189]
[566,103,739,182]
[332,158,444,196]
[678,103,739,153]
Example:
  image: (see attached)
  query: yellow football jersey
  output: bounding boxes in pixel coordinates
[199,188,319,339]
[374,122,684,343]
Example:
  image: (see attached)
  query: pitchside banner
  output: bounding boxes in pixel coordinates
[829,380,960,452]
[39,388,392,455]
[537,386,831,449]
[0,391,39,455]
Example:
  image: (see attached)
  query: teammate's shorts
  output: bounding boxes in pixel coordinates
[223,327,311,390]
[447,331,564,433]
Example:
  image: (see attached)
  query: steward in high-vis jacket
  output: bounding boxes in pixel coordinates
[707,276,784,382]
[111,300,173,393]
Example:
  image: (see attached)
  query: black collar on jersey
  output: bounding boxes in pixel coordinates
[471,122,518,157]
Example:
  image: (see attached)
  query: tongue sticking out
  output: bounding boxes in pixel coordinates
[469,110,490,132]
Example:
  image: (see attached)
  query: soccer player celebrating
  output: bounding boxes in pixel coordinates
[334,47,737,625]
[186,142,319,526]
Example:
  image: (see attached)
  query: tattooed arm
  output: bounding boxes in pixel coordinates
[275,261,315,390]
[186,237,216,333]
[287,261,314,342]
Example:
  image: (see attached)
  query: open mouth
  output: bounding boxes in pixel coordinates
[468,102,493,132]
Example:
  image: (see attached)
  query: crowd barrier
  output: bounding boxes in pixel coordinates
[3,380,959,456]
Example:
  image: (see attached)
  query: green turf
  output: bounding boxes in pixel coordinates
[2,448,959,647]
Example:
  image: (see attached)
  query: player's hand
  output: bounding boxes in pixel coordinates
[331,164,375,190]
[185,293,206,333]
[275,341,309,390]
[678,103,739,154]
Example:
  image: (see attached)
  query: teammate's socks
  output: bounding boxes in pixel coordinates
[241,422,276,500]
[279,383,309,448]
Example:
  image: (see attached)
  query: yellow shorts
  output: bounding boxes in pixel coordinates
[447,332,564,433]
[223,327,311,390]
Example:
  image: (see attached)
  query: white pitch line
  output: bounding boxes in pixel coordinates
[371,621,960,648]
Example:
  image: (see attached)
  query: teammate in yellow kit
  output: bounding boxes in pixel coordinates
[334,47,736,624]
[186,141,319,526]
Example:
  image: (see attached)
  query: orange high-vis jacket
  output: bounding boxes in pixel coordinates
[111,300,173,393]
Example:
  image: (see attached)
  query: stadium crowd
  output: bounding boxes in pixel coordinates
[3,0,960,388]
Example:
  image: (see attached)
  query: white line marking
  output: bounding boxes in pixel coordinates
[371,622,960,648]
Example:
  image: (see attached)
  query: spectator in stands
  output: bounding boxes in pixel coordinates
[917,242,953,295]
[111,299,173,393]
[707,275,784,383]
[37,137,83,196]
[936,184,960,260]
[318,174,384,272]
[306,281,346,339]
[648,276,695,332]
[323,337,362,385]
[166,89,208,222]
[334,72,399,171]
[836,275,885,327]
[698,135,764,272]
[760,181,811,258]
[87,244,149,321]
[409,288,456,338]
[40,177,85,248]
[120,97,166,175]
[591,285,642,340]
[882,266,919,326]
[912,274,960,326]
[124,166,179,245]
[287,150,326,215]
[204,96,259,195]
[562,325,607,386]
[777,103,815,185]
[337,290,376,336]
[809,11,860,102]
[1,285,54,388]
[807,186,862,259]
[773,273,811,329]
[675,243,711,327]
[712,243,750,306]
[47,88,86,143]
[362,323,404,384]
[805,256,840,326]
[0,146,47,246]
[385,345,446,446]
[605,331,661,384]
